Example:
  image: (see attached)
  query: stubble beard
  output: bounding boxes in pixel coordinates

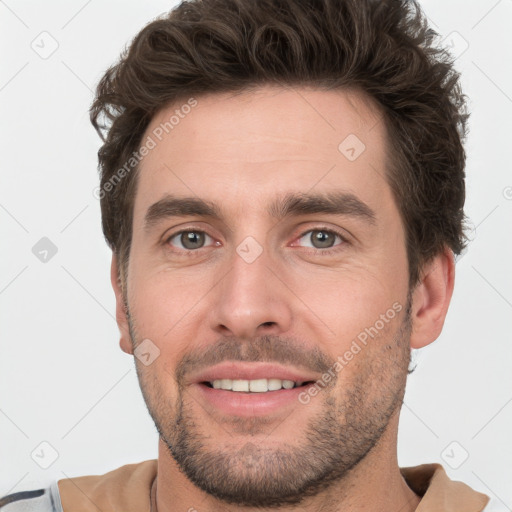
[129,299,412,507]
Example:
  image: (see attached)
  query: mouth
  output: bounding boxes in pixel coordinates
[189,362,320,417]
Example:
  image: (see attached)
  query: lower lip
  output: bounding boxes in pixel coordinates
[192,383,314,417]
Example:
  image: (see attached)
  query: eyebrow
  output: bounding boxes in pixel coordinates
[143,191,376,232]
[144,196,222,232]
[268,191,376,225]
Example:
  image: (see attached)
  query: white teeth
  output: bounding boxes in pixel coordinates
[232,379,249,392]
[267,378,282,391]
[282,379,295,389]
[249,379,268,393]
[209,378,303,392]
[220,378,232,390]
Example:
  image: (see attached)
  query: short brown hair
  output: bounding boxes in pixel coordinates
[90,0,469,288]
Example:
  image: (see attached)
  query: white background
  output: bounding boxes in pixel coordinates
[0,0,511,508]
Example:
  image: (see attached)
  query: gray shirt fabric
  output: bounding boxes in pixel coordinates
[0,482,63,512]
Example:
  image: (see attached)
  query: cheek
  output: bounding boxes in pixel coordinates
[281,258,406,349]
[328,304,409,396]
[130,262,187,324]
[127,267,214,363]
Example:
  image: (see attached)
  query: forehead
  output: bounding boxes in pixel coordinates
[133,86,392,222]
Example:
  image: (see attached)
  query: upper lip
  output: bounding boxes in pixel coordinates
[189,362,319,384]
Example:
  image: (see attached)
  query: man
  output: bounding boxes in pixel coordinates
[0,0,490,510]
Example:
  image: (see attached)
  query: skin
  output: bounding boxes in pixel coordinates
[111,86,455,511]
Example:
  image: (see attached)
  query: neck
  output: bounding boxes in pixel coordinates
[153,412,420,512]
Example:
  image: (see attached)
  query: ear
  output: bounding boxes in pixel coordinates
[409,246,455,349]
[111,254,133,355]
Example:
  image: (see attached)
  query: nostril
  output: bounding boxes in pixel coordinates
[260,322,275,327]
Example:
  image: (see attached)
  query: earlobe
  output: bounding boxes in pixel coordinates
[110,254,133,355]
[409,247,455,349]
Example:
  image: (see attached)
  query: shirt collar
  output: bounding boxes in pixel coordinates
[401,463,489,511]
[58,460,489,511]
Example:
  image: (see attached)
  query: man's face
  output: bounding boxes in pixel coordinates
[122,86,412,506]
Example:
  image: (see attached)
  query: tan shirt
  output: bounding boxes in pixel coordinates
[56,460,489,511]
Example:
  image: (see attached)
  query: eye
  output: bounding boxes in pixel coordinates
[295,228,346,250]
[167,230,215,251]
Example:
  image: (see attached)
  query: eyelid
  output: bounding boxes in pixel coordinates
[161,222,217,242]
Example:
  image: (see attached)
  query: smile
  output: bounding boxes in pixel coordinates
[206,378,309,392]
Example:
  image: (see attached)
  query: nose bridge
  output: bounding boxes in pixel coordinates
[209,235,293,338]
[231,237,272,303]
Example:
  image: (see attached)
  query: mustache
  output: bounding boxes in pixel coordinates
[175,335,335,384]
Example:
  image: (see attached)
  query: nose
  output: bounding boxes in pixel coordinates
[209,244,293,340]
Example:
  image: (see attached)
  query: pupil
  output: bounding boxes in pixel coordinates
[182,231,204,249]
[312,230,333,248]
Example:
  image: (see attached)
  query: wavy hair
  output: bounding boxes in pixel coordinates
[90,0,469,288]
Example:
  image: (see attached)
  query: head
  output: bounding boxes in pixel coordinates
[91,0,467,506]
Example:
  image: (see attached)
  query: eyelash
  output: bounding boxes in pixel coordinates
[163,226,349,256]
